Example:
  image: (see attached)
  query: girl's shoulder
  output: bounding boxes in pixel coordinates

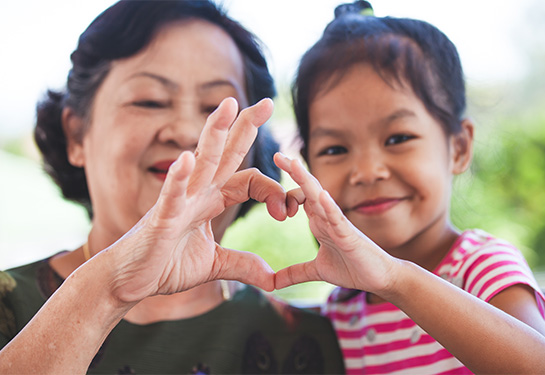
[439,229,525,268]
[436,229,543,302]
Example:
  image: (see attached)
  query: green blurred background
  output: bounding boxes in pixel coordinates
[1,0,545,303]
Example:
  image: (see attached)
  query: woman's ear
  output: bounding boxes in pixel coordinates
[451,118,474,175]
[61,108,86,168]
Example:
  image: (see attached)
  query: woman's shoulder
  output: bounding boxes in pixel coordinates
[0,260,46,343]
[3,258,48,279]
[2,253,65,292]
[0,254,65,340]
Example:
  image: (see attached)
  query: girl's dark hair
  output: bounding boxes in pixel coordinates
[35,0,279,219]
[293,0,466,159]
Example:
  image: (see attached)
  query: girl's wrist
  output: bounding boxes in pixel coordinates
[372,257,413,303]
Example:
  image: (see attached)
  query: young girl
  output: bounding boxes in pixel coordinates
[274,1,545,373]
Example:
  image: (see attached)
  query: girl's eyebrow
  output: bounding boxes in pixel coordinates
[310,108,416,139]
[309,126,346,140]
[382,109,416,125]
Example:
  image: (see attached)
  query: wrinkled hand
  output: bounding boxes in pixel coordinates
[273,153,399,294]
[105,98,291,303]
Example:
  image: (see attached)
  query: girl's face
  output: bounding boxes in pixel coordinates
[306,64,471,254]
[66,20,249,244]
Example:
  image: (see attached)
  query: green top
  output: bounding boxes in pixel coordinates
[0,255,345,374]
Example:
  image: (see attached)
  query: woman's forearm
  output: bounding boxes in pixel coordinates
[0,249,135,374]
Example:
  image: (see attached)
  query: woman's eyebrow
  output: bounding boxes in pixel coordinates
[128,72,179,91]
[199,79,242,93]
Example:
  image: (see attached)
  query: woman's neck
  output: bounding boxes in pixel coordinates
[50,225,231,324]
[123,281,227,324]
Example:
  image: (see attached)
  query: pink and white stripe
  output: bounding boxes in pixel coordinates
[324,229,545,374]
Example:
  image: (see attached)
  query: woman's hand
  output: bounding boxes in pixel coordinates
[273,153,400,294]
[103,97,287,303]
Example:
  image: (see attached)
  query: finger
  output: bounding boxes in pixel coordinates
[214,98,274,186]
[222,168,288,221]
[287,158,329,219]
[213,246,275,292]
[286,188,304,217]
[155,151,196,220]
[274,153,323,207]
[275,261,321,289]
[320,190,363,242]
[190,98,238,190]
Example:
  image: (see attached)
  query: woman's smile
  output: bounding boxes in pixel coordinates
[148,159,177,181]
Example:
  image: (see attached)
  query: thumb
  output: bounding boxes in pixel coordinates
[274,261,321,289]
[213,246,276,292]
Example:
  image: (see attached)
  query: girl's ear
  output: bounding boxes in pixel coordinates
[451,119,474,175]
[62,108,86,168]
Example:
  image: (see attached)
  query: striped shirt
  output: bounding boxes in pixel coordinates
[323,229,545,374]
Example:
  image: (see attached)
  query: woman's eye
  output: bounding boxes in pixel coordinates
[318,145,347,156]
[132,100,167,109]
[385,134,415,146]
[201,105,219,116]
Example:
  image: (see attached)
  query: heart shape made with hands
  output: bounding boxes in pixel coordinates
[110,97,390,304]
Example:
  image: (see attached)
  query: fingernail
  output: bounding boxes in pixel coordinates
[278,152,292,161]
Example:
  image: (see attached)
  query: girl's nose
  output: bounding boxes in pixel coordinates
[349,153,390,186]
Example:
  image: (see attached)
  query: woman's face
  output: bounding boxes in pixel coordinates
[68,20,249,244]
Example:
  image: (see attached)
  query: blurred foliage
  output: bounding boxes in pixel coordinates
[222,174,336,303]
[451,5,545,268]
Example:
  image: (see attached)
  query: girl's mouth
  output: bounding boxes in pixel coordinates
[352,197,405,215]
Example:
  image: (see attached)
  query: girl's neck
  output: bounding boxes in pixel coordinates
[388,222,460,273]
[367,223,460,305]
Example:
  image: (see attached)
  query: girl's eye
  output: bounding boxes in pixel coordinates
[132,100,167,109]
[318,145,347,156]
[385,134,415,146]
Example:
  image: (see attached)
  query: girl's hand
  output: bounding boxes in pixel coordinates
[102,98,286,303]
[274,153,400,294]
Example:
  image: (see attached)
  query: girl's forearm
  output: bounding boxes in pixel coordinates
[381,260,545,374]
[0,249,135,374]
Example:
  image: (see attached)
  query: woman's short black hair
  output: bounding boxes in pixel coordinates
[292,0,466,159]
[34,0,279,219]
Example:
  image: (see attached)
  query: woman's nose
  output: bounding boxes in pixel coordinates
[348,152,390,186]
[156,108,202,151]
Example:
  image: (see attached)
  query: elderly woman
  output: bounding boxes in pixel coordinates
[0,1,344,373]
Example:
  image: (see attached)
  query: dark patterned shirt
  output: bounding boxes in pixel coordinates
[0,255,345,374]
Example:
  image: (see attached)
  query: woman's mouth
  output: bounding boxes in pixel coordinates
[351,197,405,215]
[148,160,176,181]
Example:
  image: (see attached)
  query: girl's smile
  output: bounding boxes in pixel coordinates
[349,196,408,216]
